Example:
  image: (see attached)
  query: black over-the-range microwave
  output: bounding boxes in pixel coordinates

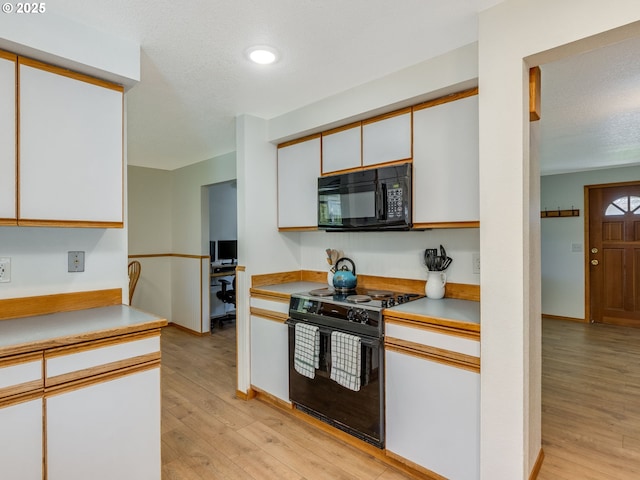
[317,163,412,231]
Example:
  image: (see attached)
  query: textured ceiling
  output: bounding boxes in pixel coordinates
[48,0,503,170]
[45,2,640,175]
[539,35,640,176]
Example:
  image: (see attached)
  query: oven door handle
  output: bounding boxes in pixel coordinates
[287,318,380,348]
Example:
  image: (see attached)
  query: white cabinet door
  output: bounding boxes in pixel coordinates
[47,367,161,480]
[0,398,43,480]
[18,60,123,226]
[385,350,480,480]
[362,110,412,167]
[321,123,362,174]
[277,136,320,229]
[413,94,479,225]
[250,315,289,402]
[0,54,16,223]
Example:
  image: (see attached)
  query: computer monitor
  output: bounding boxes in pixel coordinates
[217,240,237,264]
[209,241,215,261]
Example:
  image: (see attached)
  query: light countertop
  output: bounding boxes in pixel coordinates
[0,305,167,357]
[386,297,480,325]
[251,281,326,296]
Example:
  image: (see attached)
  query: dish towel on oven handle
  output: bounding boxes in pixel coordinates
[330,331,361,392]
[294,322,320,379]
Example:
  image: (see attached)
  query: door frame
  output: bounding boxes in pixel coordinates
[584,179,640,324]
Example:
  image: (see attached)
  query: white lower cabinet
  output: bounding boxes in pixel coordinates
[385,350,480,480]
[250,314,290,402]
[46,367,161,480]
[0,398,43,480]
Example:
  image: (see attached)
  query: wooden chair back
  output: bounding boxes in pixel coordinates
[128,260,141,304]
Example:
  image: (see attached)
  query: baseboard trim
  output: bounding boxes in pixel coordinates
[235,388,256,401]
[167,322,205,336]
[529,448,545,480]
[542,314,586,323]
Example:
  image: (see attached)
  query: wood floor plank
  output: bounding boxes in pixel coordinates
[160,325,416,479]
[538,318,640,479]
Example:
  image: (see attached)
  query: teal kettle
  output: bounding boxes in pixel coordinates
[332,258,357,291]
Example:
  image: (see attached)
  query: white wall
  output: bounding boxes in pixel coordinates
[127,166,172,319]
[127,153,236,331]
[0,227,127,300]
[541,165,640,320]
[300,229,480,285]
[479,1,640,478]
[172,153,236,255]
[209,181,238,250]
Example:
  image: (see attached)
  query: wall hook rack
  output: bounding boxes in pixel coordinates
[541,206,580,218]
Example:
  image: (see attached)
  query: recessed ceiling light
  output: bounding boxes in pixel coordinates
[246,46,278,65]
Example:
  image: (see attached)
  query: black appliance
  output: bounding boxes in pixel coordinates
[317,163,412,231]
[286,287,422,448]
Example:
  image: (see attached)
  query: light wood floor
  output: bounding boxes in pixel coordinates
[538,318,640,479]
[162,319,640,479]
[160,325,416,480]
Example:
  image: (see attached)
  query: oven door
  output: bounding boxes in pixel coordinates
[286,318,384,448]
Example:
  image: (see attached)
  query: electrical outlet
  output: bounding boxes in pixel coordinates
[68,251,85,272]
[472,252,480,274]
[0,257,11,283]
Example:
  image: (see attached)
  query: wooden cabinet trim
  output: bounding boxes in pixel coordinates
[18,56,124,93]
[0,379,43,400]
[44,330,160,358]
[249,291,290,303]
[412,87,478,113]
[0,351,43,369]
[0,49,17,61]
[277,133,321,149]
[17,219,124,228]
[322,121,362,137]
[45,352,161,388]
[0,389,41,409]
[362,106,412,126]
[412,221,480,230]
[278,226,318,232]
[44,359,160,397]
[250,307,288,324]
[385,337,480,373]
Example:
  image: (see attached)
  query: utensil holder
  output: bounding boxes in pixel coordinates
[426,271,446,299]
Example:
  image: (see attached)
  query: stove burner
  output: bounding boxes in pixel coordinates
[346,294,372,303]
[308,288,335,297]
[366,290,394,299]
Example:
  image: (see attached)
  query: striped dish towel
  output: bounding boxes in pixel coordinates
[294,322,320,379]
[330,331,361,392]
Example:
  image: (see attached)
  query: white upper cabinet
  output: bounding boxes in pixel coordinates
[413,92,479,226]
[0,53,16,224]
[362,109,412,167]
[18,58,124,227]
[321,123,361,174]
[278,135,320,229]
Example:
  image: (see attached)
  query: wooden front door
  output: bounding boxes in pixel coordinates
[588,182,640,325]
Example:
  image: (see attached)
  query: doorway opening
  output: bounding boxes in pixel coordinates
[206,180,238,331]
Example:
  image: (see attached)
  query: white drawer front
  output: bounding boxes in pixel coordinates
[0,360,42,389]
[47,336,160,378]
[250,297,289,315]
[385,323,480,357]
